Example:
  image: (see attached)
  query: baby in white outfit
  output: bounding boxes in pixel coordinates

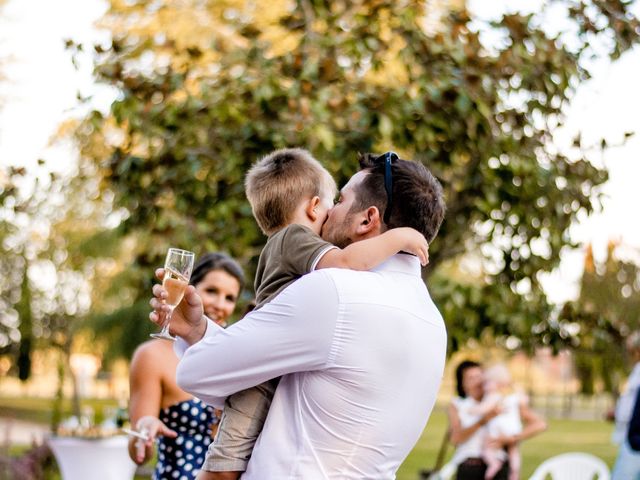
[469,363,523,480]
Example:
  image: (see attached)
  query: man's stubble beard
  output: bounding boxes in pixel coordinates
[322,212,356,249]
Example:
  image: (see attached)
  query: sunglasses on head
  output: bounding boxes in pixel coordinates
[374,151,398,224]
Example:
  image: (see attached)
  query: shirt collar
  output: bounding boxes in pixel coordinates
[371,253,422,276]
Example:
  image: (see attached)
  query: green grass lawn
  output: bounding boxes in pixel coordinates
[398,406,617,480]
[2,397,618,479]
[0,396,119,426]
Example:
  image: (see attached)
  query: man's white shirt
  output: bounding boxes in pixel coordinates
[175,254,447,479]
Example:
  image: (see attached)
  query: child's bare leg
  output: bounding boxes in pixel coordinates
[507,445,521,480]
[484,448,504,480]
[197,471,241,480]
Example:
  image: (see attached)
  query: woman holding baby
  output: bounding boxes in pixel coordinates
[447,360,546,480]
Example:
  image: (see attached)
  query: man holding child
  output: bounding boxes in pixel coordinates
[149,149,447,479]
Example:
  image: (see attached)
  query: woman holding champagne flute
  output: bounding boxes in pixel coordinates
[128,252,245,480]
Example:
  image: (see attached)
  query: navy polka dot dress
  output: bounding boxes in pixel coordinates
[153,398,217,480]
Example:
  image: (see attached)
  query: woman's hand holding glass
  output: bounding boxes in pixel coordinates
[150,248,195,340]
[130,415,178,464]
[150,268,207,344]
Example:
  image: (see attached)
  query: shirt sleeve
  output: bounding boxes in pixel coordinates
[173,318,222,359]
[281,224,337,275]
[175,269,339,408]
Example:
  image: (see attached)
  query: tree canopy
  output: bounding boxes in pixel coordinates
[61,0,640,357]
[566,242,640,394]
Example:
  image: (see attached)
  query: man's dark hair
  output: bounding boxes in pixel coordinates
[455,360,481,398]
[352,153,445,243]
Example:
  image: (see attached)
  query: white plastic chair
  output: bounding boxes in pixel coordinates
[528,452,610,480]
[423,461,456,480]
[438,461,457,480]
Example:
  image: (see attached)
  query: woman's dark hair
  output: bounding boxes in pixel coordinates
[455,360,481,398]
[190,252,245,293]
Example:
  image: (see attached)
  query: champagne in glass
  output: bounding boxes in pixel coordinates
[151,248,195,341]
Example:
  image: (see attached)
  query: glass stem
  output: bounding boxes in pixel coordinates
[159,307,174,336]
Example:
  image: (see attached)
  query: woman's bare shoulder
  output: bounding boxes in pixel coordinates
[131,340,175,369]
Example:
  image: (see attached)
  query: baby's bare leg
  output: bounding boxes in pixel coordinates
[507,445,521,480]
[484,448,505,480]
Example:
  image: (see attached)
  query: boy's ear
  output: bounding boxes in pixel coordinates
[305,196,321,222]
[356,206,382,235]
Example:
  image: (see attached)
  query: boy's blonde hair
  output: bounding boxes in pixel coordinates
[245,148,337,235]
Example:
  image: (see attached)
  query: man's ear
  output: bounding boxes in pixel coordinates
[305,196,321,221]
[356,206,382,236]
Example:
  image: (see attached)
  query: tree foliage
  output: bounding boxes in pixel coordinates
[72,0,640,354]
[0,160,119,378]
[565,242,640,394]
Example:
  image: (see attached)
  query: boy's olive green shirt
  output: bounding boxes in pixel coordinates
[254,223,336,309]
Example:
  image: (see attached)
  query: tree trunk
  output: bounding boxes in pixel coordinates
[50,335,82,432]
[64,336,82,419]
[51,355,65,433]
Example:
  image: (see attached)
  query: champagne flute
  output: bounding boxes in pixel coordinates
[151,248,195,341]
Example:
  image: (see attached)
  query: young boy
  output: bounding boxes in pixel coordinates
[201,148,430,479]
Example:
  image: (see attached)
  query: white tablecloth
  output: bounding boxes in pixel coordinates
[48,435,137,480]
